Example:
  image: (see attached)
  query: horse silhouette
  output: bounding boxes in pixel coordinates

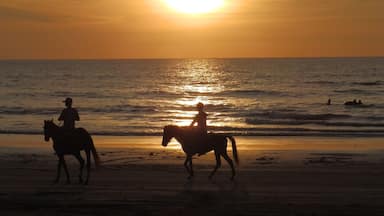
[43,120,100,184]
[162,125,239,180]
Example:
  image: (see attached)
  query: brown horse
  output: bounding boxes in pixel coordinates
[43,120,100,184]
[162,125,239,180]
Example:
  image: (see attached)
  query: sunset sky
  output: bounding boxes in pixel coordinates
[1,0,383,59]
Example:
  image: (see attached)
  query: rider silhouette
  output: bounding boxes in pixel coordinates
[190,102,207,135]
[190,102,208,156]
[58,97,79,130]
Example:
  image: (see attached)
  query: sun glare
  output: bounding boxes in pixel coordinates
[164,0,224,14]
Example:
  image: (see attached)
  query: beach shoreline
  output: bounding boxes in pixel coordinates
[1,133,383,151]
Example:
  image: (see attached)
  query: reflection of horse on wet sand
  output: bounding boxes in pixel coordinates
[43,120,100,184]
[162,125,239,180]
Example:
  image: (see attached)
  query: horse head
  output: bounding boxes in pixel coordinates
[43,119,58,142]
[162,125,176,146]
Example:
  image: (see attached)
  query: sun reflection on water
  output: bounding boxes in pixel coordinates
[181,84,223,94]
[176,96,209,107]
[164,59,231,128]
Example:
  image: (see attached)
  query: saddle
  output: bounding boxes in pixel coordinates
[195,134,212,156]
[60,127,81,140]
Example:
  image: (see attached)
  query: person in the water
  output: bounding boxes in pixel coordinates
[344,99,363,106]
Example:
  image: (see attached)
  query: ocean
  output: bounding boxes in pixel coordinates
[1,58,383,136]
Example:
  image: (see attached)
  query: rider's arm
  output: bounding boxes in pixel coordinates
[74,109,80,121]
[58,110,64,121]
[190,115,197,126]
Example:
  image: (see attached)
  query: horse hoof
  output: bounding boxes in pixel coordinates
[84,181,89,185]
[187,176,193,180]
[79,178,83,184]
[66,180,71,185]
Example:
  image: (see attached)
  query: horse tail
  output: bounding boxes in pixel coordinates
[89,137,101,168]
[227,136,239,165]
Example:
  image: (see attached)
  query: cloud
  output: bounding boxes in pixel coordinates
[0,6,58,22]
[0,5,108,25]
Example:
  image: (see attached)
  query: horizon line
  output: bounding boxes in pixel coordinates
[0,55,383,61]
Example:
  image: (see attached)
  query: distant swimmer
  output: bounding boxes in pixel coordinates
[58,97,80,130]
[344,99,363,106]
[344,101,356,106]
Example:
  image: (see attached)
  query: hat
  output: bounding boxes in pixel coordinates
[63,97,72,103]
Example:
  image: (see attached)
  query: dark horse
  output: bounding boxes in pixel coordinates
[162,125,239,180]
[43,120,100,184]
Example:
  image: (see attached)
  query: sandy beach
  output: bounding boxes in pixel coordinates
[1,0,383,215]
[0,134,384,215]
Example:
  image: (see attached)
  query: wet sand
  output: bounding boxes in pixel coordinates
[1,134,384,215]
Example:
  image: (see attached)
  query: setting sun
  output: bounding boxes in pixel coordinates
[164,0,224,14]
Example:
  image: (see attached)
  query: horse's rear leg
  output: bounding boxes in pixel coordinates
[222,152,235,180]
[60,156,71,184]
[84,150,91,185]
[209,152,221,179]
[74,152,85,184]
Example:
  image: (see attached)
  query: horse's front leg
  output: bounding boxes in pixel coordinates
[184,156,190,175]
[184,155,193,179]
[60,155,71,184]
[84,150,91,185]
[189,156,194,178]
[53,156,62,184]
[74,152,85,184]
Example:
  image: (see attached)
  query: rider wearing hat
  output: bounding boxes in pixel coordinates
[190,102,207,135]
[58,97,79,130]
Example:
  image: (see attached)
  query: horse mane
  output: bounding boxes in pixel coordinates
[45,120,59,128]
[164,125,193,133]
[165,125,193,129]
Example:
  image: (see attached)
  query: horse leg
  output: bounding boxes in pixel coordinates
[184,155,193,179]
[209,152,221,179]
[222,152,235,180]
[184,156,190,175]
[60,156,71,184]
[53,156,62,183]
[189,156,194,178]
[84,150,91,185]
[74,152,85,184]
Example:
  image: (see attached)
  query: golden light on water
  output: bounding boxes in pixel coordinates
[166,59,229,128]
[183,84,221,94]
[171,97,211,127]
[164,0,225,14]
[167,139,183,150]
[176,96,209,107]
